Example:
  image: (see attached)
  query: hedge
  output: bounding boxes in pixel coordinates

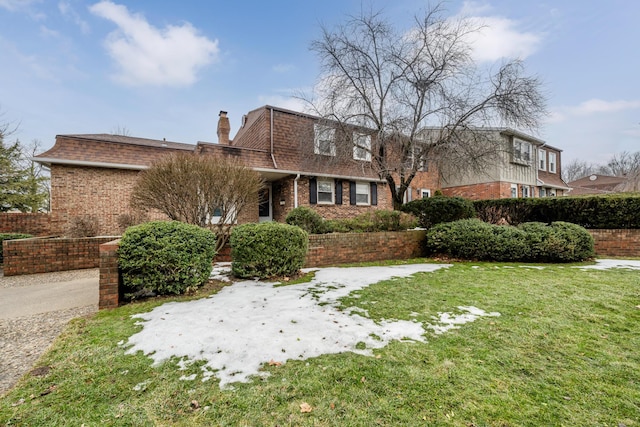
[401,196,476,228]
[474,195,640,228]
[425,219,594,262]
[118,221,217,298]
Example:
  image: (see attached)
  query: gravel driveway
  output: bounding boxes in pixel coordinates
[0,268,99,396]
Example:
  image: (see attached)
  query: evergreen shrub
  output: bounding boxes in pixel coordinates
[118,221,216,298]
[402,196,476,228]
[231,222,308,279]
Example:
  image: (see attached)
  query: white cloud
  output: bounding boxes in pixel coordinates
[58,1,90,34]
[89,1,219,87]
[0,0,37,11]
[456,1,543,62]
[548,98,640,123]
[257,94,306,112]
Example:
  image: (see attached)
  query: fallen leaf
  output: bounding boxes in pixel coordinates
[269,359,282,367]
[300,402,312,413]
[360,376,366,383]
[40,385,57,396]
[191,400,200,410]
[11,399,25,407]
[330,402,335,410]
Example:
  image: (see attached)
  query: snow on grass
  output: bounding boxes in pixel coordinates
[576,259,640,270]
[124,263,507,389]
[428,306,500,335]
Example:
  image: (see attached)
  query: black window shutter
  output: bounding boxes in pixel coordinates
[335,180,343,205]
[349,181,356,205]
[370,182,378,206]
[309,177,317,204]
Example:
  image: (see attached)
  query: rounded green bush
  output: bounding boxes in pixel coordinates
[426,219,594,262]
[285,206,327,234]
[118,221,217,298]
[402,196,476,228]
[231,222,308,279]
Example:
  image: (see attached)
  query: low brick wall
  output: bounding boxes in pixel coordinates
[588,229,640,258]
[0,212,51,236]
[305,230,426,267]
[2,236,120,276]
[99,230,426,309]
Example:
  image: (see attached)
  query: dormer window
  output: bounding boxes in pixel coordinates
[314,124,336,156]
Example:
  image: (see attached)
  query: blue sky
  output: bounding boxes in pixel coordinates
[1,0,639,166]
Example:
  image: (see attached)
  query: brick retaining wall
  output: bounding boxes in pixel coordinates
[588,229,640,258]
[3,236,119,276]
[0,213,51,236]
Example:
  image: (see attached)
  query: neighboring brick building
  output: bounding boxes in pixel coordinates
[439,129,570,199]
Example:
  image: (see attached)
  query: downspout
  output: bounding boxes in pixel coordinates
[270,107,278,169]
[294,174,300,208]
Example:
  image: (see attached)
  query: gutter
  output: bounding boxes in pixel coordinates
[294,174,300,208]
[32,157,147,170]
[269,107,278,169]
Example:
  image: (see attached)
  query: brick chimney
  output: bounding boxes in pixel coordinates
[217,110,231,144]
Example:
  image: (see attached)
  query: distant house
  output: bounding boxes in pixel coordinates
[567,174,629,195]
[34,105,566,235]
[439,129,570,199]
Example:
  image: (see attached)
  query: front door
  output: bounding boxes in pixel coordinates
[258,184,272,222]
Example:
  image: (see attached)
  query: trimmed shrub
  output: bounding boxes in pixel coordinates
[67,215,99,237]
[402,196,476,228]
[425,219,594,262]
[231,222,308,279]
[118,221,216,298]
[474,195,640,228]
[337,210,418,232]
[0,233,33,263]
[285,206,327,234]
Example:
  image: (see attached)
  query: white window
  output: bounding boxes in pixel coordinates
[314,124,336,156]
[538,149,547,171]
[421,189,431,198]
[317,179,334,204]
[549,152,557,173]
[513,138,532,163]
[539,187,546,197]
[510,184,518,198]
[397,186,413,203]
[522,185,530,198]
[355,182,370,205]
[549,189,556,197]
[353,133,371,161]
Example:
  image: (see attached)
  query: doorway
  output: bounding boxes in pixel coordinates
[258,183,272,222]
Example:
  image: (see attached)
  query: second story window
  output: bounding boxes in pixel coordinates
[549,152,557,173]
[314,124,336,156]
[513,138,532,164]
[353,133,371,161]
[539,149,547,170]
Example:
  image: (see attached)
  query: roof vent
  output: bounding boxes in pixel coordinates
[589,175,597,181]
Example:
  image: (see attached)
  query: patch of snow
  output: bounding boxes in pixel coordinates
[427,306,501,335]
[132,380,150,391]
[575,259,640,271]
[519,266,545,270]
[210,262,232,282]
[179,374,197,381]
[124,263,501,389]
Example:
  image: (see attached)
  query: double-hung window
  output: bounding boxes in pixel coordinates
[548,152,557,173]
[513,138,532,164]
[314,124,336,156]
[353,133,371,161]
[355,182,370,205]
[317,179,334,204]
[538,149,547,170]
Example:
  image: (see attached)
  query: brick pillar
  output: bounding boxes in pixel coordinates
[99,239,121,310]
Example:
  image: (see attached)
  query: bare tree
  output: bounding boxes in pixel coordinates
[603,151,640,177]
[562,159,598,182]
[305,4,546,209]
[110,125,131,136]
[131,153,264,251]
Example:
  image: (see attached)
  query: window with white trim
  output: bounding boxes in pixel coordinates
[548,152,557,173]
[513,138,532,164]
[355,182,370,205]
[510,184,518,198]
[522,185,530,198]
[421,189,431,198]
[538,149,546,170]
[314,124,336,156]
[353,133,371,161]
[317,179,334,204]
[539,187,546,197]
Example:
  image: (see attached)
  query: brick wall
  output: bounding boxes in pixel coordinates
[2,236,119,276]
[0,213,52,236]
[99,239,121,310]
[441,181,512,200]
[588,229,640,258]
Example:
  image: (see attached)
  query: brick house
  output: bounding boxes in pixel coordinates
[439,129,570,199]
[34,105,564,235]
[34,106,440,235]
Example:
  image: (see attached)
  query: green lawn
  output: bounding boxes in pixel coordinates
[1,261,639,426]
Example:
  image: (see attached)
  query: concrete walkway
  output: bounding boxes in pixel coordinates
[0,275,98,320]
